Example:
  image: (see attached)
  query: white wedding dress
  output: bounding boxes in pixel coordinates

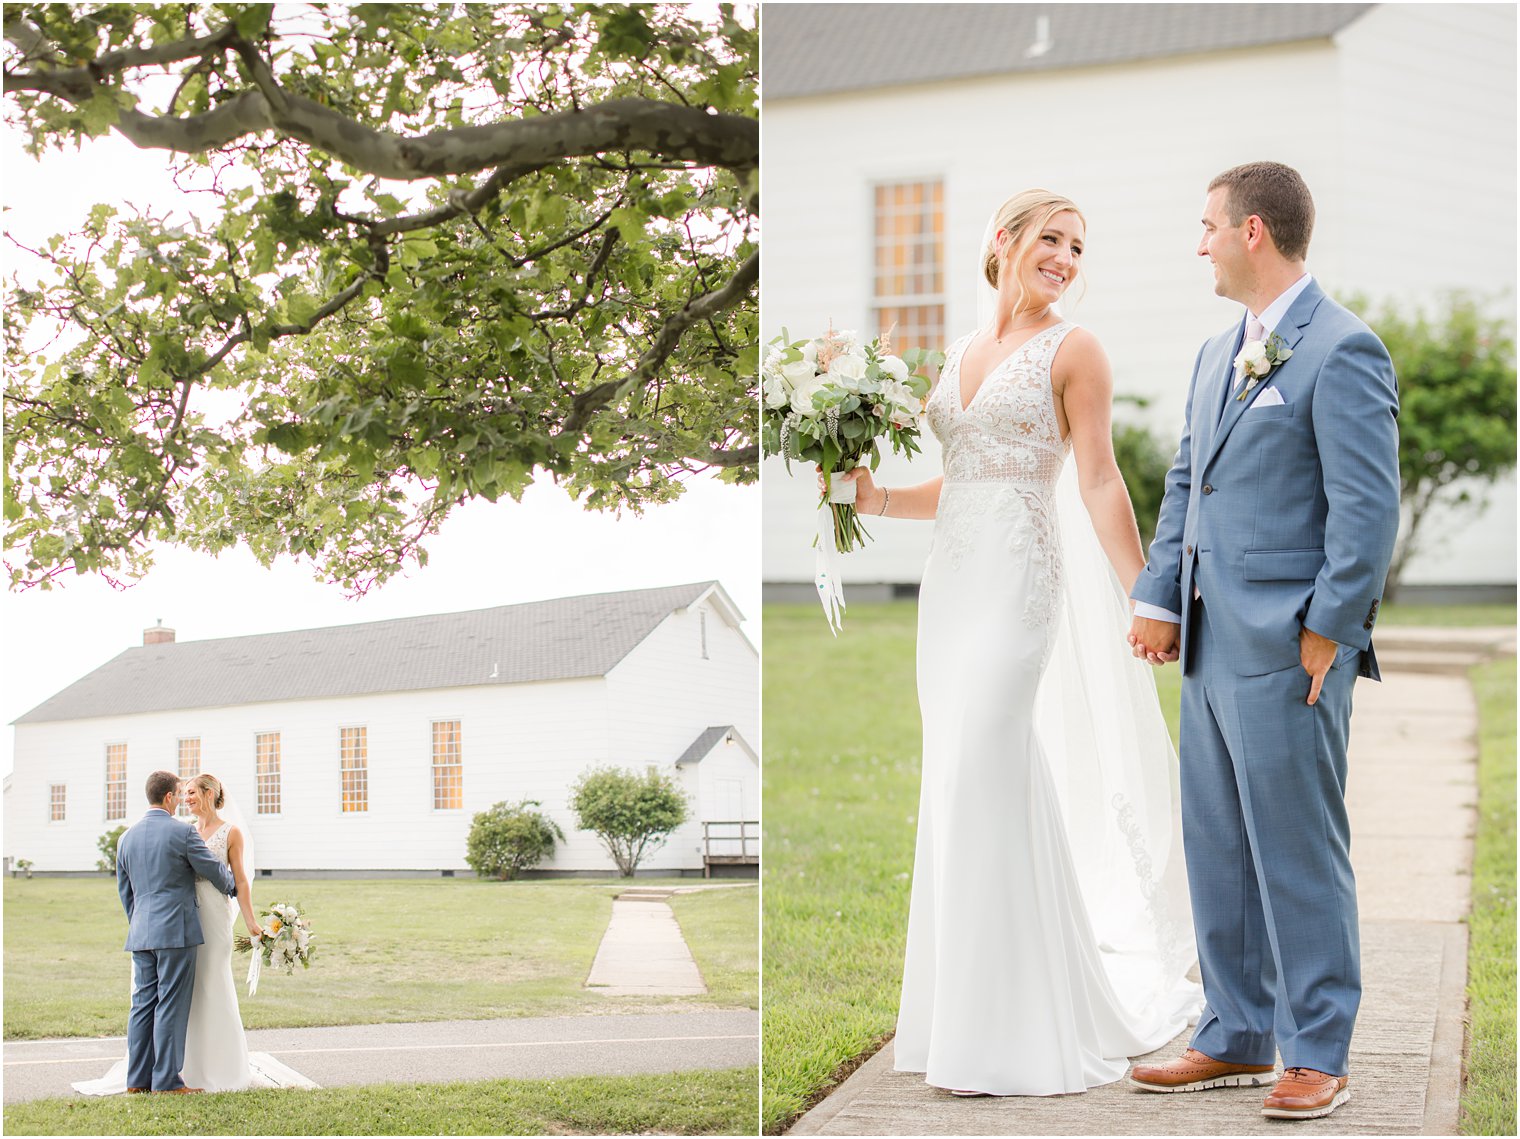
[73,821,308,1095]
[894,322,1201,1095]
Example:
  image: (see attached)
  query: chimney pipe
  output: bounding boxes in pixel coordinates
[143,619,176,646]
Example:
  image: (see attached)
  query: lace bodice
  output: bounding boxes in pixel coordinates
[927,322,1073,486]
[925,322,1076,628]
[202,821,232,866]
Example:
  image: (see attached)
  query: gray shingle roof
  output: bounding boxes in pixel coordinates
[15,582,723,725]
[763,3,1373,99]
[674,725,756,766]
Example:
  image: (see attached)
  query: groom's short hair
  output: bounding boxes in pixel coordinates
[1209,162,1315,262]
[145,770,179,805]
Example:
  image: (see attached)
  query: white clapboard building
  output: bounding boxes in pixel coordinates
[4,582,758,877]
[762,2,1516,600]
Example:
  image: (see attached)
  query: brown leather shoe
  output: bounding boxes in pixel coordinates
[155,1086,204,1094]
[1129,1047,1276,1093]
[126,1087,150,1094]
[1261,1068,1350,1119]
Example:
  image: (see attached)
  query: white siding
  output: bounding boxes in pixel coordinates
[763,6,1515,588]
[601,598,760,870]
[1331,2,1518,584]
[5,602,759,875]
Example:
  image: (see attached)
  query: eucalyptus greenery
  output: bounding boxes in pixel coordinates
[3,3,757,592]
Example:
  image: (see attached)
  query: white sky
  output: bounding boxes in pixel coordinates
[1,77,759,779]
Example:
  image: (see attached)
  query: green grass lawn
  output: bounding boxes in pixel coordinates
[1377,603,1515,627]
[1460,655,1517,1135]
[760,601,1183,1130]
[0,1066,758,1136]
[5,878,756,1039]
[760,599,1513,1131]
[670,885,759,1008]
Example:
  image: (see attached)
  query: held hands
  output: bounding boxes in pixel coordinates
[1127,613,1181,666]
[816,465,885,516]
[1299,626,1339,705]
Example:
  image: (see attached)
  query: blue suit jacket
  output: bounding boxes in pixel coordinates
[1133,280,1400,678]
[117,809,238,951]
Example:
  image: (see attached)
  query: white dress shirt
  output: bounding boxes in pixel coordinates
[1132,274,1314,625]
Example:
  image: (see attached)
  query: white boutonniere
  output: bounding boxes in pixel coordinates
[1234,332,1293,400]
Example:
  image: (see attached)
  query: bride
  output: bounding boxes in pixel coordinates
[838,189,1201,1097]
[74,774,297,1095]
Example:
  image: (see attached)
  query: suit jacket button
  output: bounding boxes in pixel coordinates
[1364,621,1374,630]
[1202,484,1214,495]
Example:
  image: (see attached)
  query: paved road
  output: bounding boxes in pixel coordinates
[4,1009,759,1105]
[788,626,1513,1136]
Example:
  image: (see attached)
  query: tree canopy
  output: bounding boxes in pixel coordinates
[3,3,758,592]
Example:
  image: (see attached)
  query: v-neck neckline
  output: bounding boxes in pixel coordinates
[956,322,1065,414]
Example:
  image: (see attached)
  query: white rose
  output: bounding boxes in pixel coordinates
[790,376,828,416]
[827,352,868,391]
[1236,340,1270,378]
[878,356,910,383]
[779,357,816,389]
[763,375,792,409]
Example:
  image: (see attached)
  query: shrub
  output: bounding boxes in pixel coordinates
[465,800,565,880]
[570,765,690,877]
[1111,397,1173,551]
[96,826,127,873]
[1347,292,1516,598]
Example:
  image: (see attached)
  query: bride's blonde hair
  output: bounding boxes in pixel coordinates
[982,189,1087,311]
[188,772,225,810]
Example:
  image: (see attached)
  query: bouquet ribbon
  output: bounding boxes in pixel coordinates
[814,474,854,636]
[246,937,262,997]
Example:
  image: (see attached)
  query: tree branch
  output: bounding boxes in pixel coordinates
[559,249,758,437]
[8,25,756,177]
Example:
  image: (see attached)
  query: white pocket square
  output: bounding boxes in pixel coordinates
[1251,387,1285,408]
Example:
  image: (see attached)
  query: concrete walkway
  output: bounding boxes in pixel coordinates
[586,883,754,997]
[789,625,1513,1136]
[4,1008,759,1104]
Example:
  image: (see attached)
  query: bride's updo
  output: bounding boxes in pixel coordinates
[983,189,1086,289]
[190,773,226,809]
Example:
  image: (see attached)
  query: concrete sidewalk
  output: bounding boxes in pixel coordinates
[584,883,752,996]
[789,626,1513,1136]
[4,1008,759,1105]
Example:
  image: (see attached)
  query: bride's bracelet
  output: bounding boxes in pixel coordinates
[878,488,891,517]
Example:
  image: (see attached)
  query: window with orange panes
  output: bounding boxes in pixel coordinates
[105,743,127,820]
[177,737,200,817]
[340,726,368,813]
[432,720,462,810]
[872,180,945,362]
[255,732,281,815]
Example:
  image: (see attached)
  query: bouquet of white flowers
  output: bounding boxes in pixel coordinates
[234,902,316,995]
[762,325,942,631]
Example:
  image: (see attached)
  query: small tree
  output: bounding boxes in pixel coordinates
[1349,293,1517,598]
[96,825,127,873]
[465,799,565,881]
[16,859,34,878]
[570,765,690,877]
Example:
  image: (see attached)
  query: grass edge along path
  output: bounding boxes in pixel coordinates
[668,884,760,1008]
[0,1066,759,1136]
[1459,655,1517,1135]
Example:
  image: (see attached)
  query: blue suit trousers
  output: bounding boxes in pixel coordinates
[1182,599,1361,1075]
[127,947,198,1091]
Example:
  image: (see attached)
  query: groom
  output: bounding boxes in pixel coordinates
[1126,162,1399,1121]
[117,771,238,1093]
